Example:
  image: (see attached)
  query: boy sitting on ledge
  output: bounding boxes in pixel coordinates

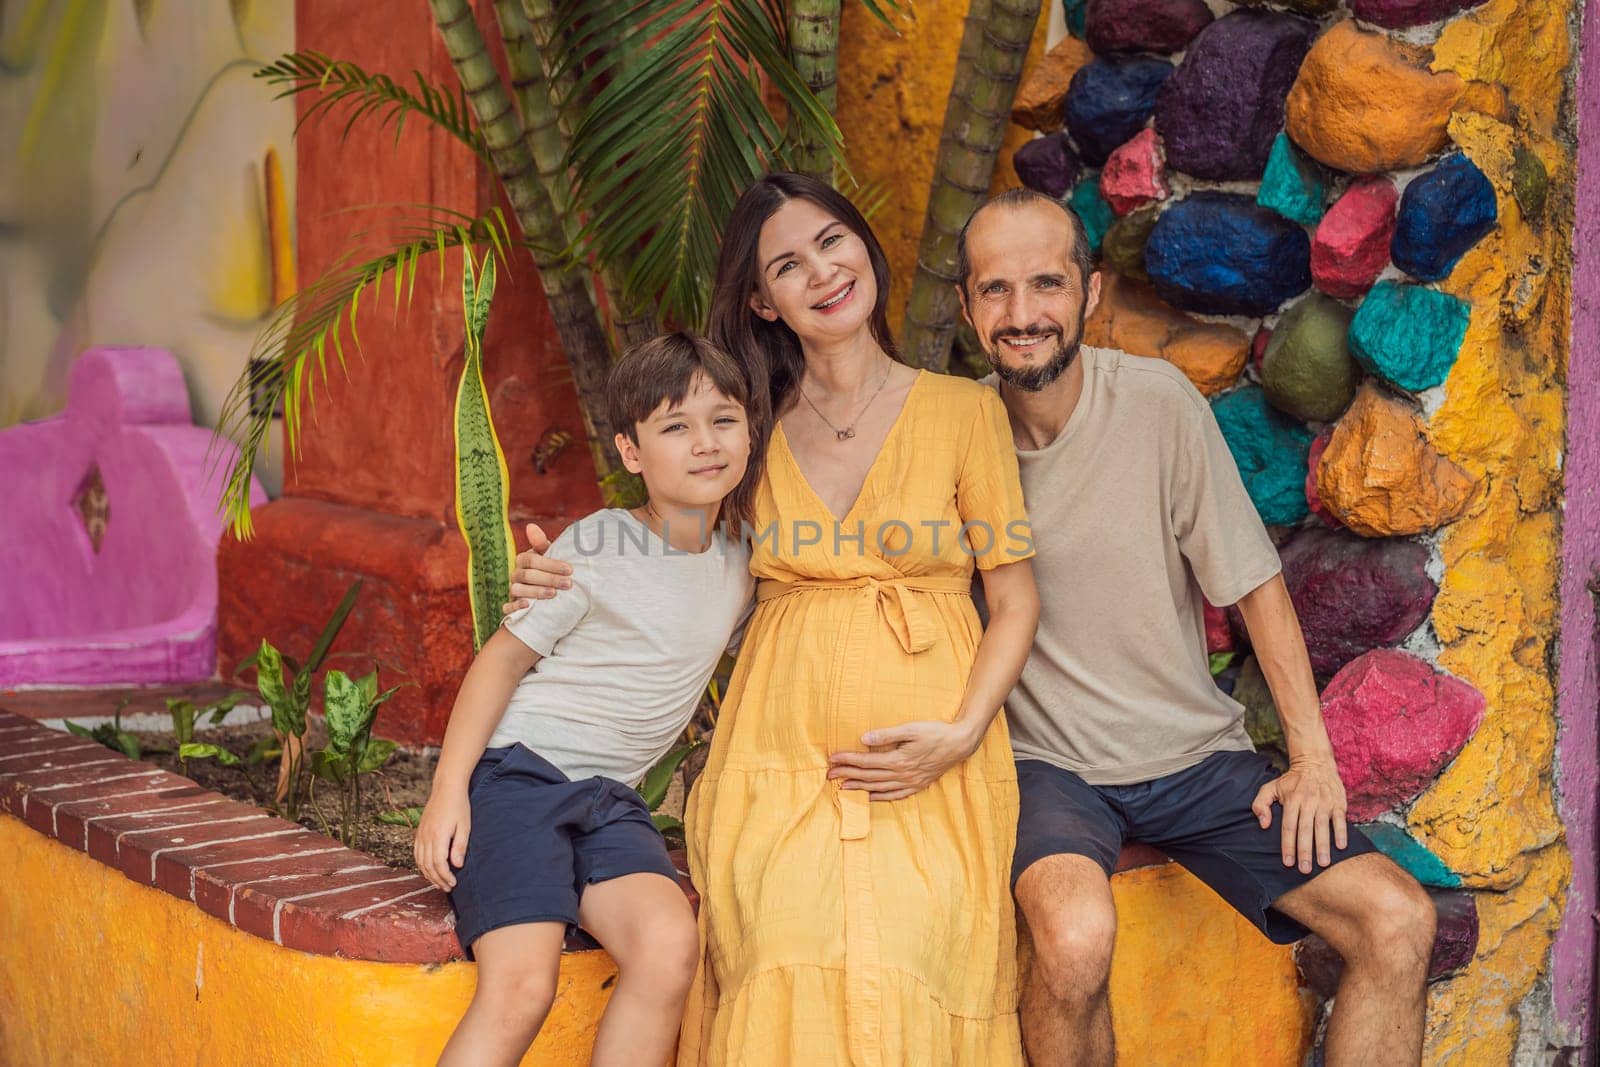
[415,333,758,1067]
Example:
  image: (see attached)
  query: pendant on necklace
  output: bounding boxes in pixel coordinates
[836,428,855,441]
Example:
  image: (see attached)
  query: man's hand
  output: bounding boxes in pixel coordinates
[502,522,574,614]
[826,720,983,802]
[1251,756,1348,874]
[414,787,472,891]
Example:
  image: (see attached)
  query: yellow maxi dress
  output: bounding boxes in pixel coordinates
[679,371,1033,1066]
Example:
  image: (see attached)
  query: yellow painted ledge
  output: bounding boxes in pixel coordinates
[0,817,615,1066]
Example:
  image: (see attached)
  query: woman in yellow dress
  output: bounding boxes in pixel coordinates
[678,173,1039,1065]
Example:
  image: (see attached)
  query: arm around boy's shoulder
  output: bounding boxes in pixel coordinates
[502,523,595,658]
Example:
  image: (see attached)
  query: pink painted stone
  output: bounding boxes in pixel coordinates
[1322,649,1486,820]
[1204,600,1233,653]
[1251,325,1272,375]
[1305,430,1340,527]
[1100,128,1171,216]
[1311,175,1398,300]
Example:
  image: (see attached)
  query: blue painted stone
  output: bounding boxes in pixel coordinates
[1144,192,1312,316]
[1064,0,1088,38]
[1014,133,1081,199]
[1153,10,1315,181]
[1357,822,1462,888]
[1257,132,1326,225]
[1347,280,1470,392]
[1063,57,1174,167]
[1069,176,1116,255]
[1391,153,1498,282]
[1211,386,1314,526]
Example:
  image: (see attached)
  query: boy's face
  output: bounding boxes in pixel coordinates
[615,373,751,511]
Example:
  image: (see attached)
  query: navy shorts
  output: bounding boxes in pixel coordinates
[448,744,679,958]
[1014,750,1378,944]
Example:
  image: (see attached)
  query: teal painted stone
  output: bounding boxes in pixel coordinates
[1070,176,1116,255]
[1512,145,1548,219]
[1101,205,1160,282]
[1212,386,1314,526]
[1348,280,1470,392]
[1357,822,1462,888]
[1261,292,1359,422]
[1257,132,1326,225]
[1065,0,1088,37]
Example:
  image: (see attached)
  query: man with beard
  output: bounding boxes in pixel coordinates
[952,188,1436,1067]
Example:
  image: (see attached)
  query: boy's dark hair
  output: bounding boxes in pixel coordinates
[955,188,1096,295]
[605,331,763,529]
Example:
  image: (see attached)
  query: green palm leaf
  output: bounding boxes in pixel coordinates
[212,206,518,536]
[256,51,491,163]
[559,0,846,326]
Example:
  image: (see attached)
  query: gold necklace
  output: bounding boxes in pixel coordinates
[800,359,892,442]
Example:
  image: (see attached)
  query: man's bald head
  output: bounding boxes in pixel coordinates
[955,188,1095,297]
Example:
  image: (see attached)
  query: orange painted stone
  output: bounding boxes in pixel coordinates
[1284,21,1469,173]
[1084,272,1249,395]
[1315,384,1478,536]
[1012,35,1098,131]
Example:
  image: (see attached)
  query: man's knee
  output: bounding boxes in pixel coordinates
[1029,900,1118,1003]
[1315,860,1436,977]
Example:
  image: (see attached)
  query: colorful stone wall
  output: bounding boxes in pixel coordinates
[999,0,1580,1060]
[0,1,296,494]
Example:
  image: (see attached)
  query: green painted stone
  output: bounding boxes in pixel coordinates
[1064,0,1089,37]
[1512,145,1548,219]
[1101,205,1160,282]
[1235,656,1286,764]
[1212,385,1314,526]
[1070,176,1116,256]
[1357,822,1462,888]
[1257,132,1326,226]
[1261,292,1359,422]
[1348,280,1471,393]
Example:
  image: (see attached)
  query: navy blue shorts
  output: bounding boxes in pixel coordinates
[1014,750,1379,944]
[448,744,679,958]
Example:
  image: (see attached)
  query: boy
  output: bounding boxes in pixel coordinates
[415,332,759,1067]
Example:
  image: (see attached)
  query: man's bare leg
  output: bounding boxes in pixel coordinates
[1015,853,1118,1067]
[1274,853,1435,1067]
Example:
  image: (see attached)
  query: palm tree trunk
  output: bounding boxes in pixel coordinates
[901,0,1042,371]
[429,0,624,479]
[516,0,659,348]
[787,0,842,182]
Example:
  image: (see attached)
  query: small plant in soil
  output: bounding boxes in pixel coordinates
[166,692,248,774]
[65,700,139,760]
[308,667,404,850]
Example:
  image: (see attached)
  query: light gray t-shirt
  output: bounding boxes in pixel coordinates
[488,508,754,785]
[981,347,1283,785]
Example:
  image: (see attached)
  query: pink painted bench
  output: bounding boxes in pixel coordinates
[0,347,264,687]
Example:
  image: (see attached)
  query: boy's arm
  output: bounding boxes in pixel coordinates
[415,628,539,890]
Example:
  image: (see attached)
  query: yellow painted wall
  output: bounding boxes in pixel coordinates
[2,816,1308,1065]
[0,1,295,492]
[0,817,613,1066]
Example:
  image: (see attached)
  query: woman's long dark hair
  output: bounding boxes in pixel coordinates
[707,173,901,445]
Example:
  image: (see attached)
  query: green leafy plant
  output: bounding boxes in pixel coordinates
[178,735,279,805]
[1209,652,1237,677]
[308,668,404,848]
[378,806,424,828]
[638,742,702,834]
[65,700,139,761]
[166,692,247,774]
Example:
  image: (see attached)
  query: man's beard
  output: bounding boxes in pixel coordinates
[986,322,1082,392]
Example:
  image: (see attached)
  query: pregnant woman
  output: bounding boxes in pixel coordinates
[511,173,1038,1064]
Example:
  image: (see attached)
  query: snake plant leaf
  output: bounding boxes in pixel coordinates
[454,250,516,652]
[638,742,700,811]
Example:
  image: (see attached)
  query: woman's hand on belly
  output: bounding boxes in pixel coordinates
[825,719,984,801]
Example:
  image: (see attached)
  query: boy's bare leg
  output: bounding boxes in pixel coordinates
[578,872,702,1067]
[1015,854,1118,1067]
[439,921,566,1067]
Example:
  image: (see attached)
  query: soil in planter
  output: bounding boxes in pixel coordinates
[136,718,434,869]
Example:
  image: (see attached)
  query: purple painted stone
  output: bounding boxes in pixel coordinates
[1322,650,1487,821]
[1014,132,1081,199]
[1086,0,1213,55]
[1153,10,1316,181]
[1296,888,1478,1000]
[1349,0,1488,29]
[1227,526,1437,677]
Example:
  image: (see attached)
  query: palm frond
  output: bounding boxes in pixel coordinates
[256,51,491,163]
[559,0,846,327]
[212,206,519,537]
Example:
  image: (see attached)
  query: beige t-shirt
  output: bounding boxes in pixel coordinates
[981,347,1282,785]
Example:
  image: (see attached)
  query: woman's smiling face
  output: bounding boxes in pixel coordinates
[750,197,878,345]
